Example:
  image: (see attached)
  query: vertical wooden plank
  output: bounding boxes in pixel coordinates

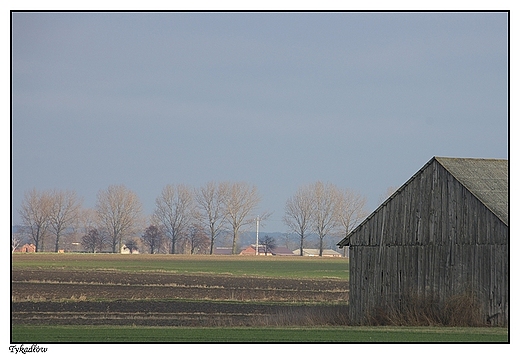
[482,245,491,321]
[503,244,509,326]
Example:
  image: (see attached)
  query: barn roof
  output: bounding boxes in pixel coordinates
[435,157,508,225]
[338,156,509,247]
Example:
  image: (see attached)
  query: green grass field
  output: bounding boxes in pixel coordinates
[11,325,508,343]
[11,253,349,280]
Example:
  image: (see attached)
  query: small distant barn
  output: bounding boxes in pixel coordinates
[271,246,297,256]
[293,249,342,257]
[338,157,508,326]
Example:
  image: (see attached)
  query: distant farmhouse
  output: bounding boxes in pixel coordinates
[293,249,342,257]
[14,243,36,253]
[338,157,508,326]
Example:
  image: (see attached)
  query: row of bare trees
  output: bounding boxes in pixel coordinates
[18,189,82,253]
[17,182,264,254]
[283,181,367,256]
[16,181,368,255]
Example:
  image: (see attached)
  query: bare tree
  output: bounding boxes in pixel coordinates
[12,232,22,253]
[141,225,165,254]
[185,223,210,254]
[48,189,82,252]
[77,208,100,250]
[334,189,367,256]
[195,181,228,255]
[154,184,193,254]
[335,188,367,240]
[283,184,315,256]
[81,228,97,253]
[224,182,261,254]
[18,189,53,252]
[310,181,340,257]
[259,235,277,255]
[95,185,143,253]
[81,227,108,253]
[79,207,97,228]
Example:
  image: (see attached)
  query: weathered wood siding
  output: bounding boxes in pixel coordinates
[348,160,508,326]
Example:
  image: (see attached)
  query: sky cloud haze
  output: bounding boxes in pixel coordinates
[11,11,508,233]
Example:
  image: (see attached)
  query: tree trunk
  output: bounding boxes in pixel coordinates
[232,228,238,255]
[54,231,61,253]
[112,235,118,253]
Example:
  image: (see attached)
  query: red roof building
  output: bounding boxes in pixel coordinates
[15,243,36,253]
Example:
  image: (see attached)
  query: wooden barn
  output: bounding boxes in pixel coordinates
[338,156,508,326]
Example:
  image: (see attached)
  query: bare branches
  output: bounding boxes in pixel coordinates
[259,234,277,255]
[194,181,228,255]
[78,208,108,252]
[153,184,194,254]
[283,184,315,256]
[81,228,108,253]
[18,189,53,252]
[48,189,82,252]
[16,180,364,255]
[141,225,165,254]
[223,182,261,254]
[96,185,143,253]
[12,232,22,253]
[335,188,368,239]
[284,181,367,256]
[311,181,340,257]
[185,223,210,255]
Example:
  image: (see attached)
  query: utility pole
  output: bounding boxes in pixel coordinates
[255,215,259,256]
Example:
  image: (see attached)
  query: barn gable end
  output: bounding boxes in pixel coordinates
[338,156,508,326]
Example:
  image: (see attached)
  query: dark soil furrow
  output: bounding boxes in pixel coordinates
[12,282,348,302]
[12,269,347,291]
[12,300,306,313]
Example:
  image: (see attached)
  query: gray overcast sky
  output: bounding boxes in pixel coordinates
[11,11,508,232]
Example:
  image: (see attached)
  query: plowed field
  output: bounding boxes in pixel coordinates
[11,268,349,327]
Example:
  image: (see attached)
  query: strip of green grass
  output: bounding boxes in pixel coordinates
[11,325,508,343]
[11,253,349,280]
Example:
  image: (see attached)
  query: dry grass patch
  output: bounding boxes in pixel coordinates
[366,292,486,327]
